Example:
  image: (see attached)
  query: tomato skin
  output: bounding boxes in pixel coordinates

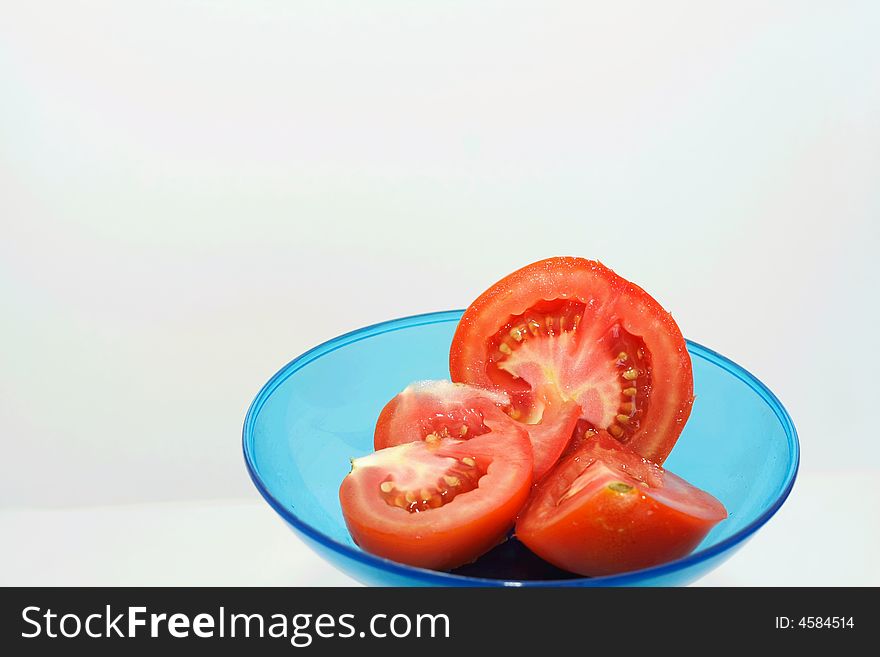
[516,431,726,576]
[450,257,693,464]
[374,380,577,480]
[341,432,533,571]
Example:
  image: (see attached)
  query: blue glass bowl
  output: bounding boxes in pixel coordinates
[243,311,798,586]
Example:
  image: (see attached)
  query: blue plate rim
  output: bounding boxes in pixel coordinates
[242,309,800,587]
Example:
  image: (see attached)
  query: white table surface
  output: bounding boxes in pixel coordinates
[3,470,876,587]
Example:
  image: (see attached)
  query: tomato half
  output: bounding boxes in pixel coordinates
[340,432,533,570]
[516,431,726,576]
[450,256,693,464]
[374,380,579,480]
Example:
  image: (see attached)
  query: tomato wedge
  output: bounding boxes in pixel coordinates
[374,380,579,480]
[374,380,511,449]
[516,431,726,576]
[450,256,693,464]
[340,432,533,570]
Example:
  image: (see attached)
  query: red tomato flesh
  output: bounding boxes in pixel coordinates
[516,431,727,576]
[450,257,694,464]
[374,380,579,480]
[341,431,533,570]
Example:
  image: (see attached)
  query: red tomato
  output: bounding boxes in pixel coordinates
[516,431,727,576]
[374,380,579,480]
[450,256,694,464]
[340,432,533,570]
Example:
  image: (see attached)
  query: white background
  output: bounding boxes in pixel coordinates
[1,1,878,585]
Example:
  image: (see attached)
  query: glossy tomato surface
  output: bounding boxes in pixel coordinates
[375,380,578,480]
[516,431,727,576]
[340,431,533,571]
[450,257,693,464]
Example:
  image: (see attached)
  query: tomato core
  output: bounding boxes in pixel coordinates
[486,298,653,445]
[377,450,483,513]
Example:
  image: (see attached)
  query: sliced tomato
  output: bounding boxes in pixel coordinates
[340,432,533,570]
[450,256,693,464]
[374,380,512,449]
[374,380,578,480]
[518,386,581,481]
[516,431,727,576]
